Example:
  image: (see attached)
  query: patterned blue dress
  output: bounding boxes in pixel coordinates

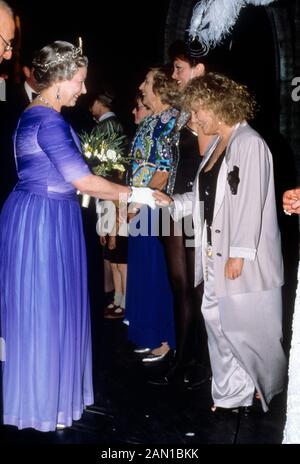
[126,108,178,349]
[0,106,94,431]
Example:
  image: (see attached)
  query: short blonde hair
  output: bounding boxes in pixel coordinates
[183,72,256,125]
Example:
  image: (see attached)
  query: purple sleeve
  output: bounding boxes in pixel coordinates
[37,111,91,182]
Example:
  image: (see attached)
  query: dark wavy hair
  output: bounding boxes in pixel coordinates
[168,40,206,68]
[32,41,88,91]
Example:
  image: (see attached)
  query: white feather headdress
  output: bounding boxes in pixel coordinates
[188,0,276,55]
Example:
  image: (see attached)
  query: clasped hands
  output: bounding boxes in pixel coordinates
[128,187,173,209]
[129,188,244,279]
[282,188,300,215]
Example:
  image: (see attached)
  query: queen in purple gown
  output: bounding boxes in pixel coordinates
[0,41,155,432]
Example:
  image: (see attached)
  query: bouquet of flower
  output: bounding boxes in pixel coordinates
[80,121,128,178]
[78,122,128,207]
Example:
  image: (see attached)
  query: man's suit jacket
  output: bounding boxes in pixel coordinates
[0,83,30,208]
[7,82,30,120]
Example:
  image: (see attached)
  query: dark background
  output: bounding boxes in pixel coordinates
[5,0,171,134]
[2,0,296,203]
[1,1,286,138]
[3,1,283,138]
[0,1,298,447]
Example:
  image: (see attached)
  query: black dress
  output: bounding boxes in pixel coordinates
[173,126,201,195]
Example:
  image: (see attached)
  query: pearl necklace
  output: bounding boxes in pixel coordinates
[37,94,54,109]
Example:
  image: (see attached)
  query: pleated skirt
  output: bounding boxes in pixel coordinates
[0,190,94,431]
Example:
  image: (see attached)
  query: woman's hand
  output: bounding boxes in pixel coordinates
[117,204,128,225]
[107,236,116,250]
[129,187,156,209]
[283,188,300,215]
[128,202,141,213]
[99,235,106,246]
[127,202,140,222]
[153,190,173,207]
[289,199,300,214]
[225,258,244,280]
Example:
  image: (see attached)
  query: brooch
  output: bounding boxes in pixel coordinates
[227,166,240,195]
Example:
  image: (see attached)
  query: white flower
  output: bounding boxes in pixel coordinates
[100,148,107,160]
[99,152,107,161]
[80,125,127,179]
[106,149,117,161]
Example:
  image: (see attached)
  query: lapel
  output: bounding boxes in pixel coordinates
[213,159,228,220]
[191,136,219,247]
[195,136,219,187]
[213,122,245,219]
[191,136,219,222]
[195,122,245,221]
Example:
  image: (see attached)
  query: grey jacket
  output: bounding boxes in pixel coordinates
[172,121,284,297]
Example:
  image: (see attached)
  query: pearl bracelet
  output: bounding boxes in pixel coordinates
[127,186,133,202]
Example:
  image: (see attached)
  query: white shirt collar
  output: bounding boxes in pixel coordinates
[24,81,37,102]
[98,111,115,122]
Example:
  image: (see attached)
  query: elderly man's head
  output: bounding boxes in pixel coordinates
[0,1,14,63]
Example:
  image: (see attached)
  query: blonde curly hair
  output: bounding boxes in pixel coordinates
[183,72,256,125]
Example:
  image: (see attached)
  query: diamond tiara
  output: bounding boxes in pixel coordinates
[32,46,82,70]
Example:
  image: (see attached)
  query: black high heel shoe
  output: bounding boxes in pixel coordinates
[148,364,189,386]
[142,350,171,363]
[142,347,174,363]
[210,405,240,414]
[186,364,212,390]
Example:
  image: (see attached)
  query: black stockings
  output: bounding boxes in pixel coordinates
[161,217,207,369]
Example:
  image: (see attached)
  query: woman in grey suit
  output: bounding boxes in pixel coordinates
[154,73,286,413]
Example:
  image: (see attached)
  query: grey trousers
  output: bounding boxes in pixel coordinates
[202,254,286,412]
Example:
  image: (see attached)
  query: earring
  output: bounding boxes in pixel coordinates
[218,121,222,125]
[56,87,61,101]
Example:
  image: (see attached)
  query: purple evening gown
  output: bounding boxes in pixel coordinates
[0,106,94,431]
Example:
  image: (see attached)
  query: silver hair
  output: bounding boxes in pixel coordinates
[0,1,14,16]
[32,41,88,90]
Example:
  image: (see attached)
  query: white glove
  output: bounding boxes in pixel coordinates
[128,187,156,209]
